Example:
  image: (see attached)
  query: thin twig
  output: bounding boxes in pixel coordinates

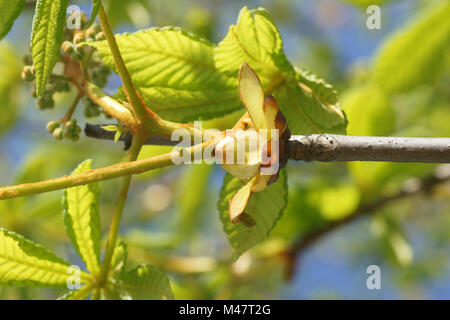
[60,94,82,123]
[97,137,143,287]
[97,3,154,122]
[0,139,215,200]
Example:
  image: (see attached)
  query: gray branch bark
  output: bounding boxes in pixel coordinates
[288,134,450,163]
[85,124,450,163]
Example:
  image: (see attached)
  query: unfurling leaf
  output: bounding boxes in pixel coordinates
[31,0,69,97]
[229,177,254,223]
[214,6,293,86]
[0,228,90,287]
[238,62,266,129]
[215,7,346,134]
[63,160,101,276]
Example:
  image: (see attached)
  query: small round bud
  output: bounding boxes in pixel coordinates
[53,128,64,140]
[21,66,35,82]
[62,41,75,54]
[71,134,80,142]
[38,95,55,110]
[46,121,60,132]
[64,120,75,131]
[73,32,86,44]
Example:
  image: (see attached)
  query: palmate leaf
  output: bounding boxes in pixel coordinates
[0,0,26,40]
[63,160,101,276]
[0,228,90,287]
[274,69,347,134]
[214,6,293,87]
[30,0,68,97]
[87,27,241,122]
[372,1,450,93]
[215,6,346,134]
[218,169,288,259]
[115,265,173,300]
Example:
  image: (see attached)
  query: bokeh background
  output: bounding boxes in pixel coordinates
[0,0,449,299]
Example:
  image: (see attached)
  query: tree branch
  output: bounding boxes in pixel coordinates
[281,164,450,279]
[288,134,450,163]
[97,3,154,123]
[0,140,214,200]
[84,129,450,163]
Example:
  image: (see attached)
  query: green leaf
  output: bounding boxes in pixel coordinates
[372,2,450,93]
[101,124,124,142]
[273,69,347,134]
[0,228,89,287]
[63,160,101,276]
[214,6,293,87]
[87,27,241,122]
[116,265,173,300]
[214,7,346,134]
[58,285,94,300]
[218,169,288,259]
[0,0,26,40]
[30,0,68,97]
[88,0,101,27]
[111,241,127,276]
[101,125,119,132]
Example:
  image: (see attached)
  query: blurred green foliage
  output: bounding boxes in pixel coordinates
[0,0,449,299]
